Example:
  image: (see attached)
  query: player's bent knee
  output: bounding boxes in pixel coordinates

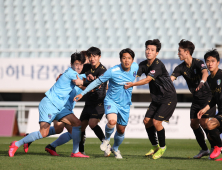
[108,120,117,126]
[117,128,125,134]
[207,121,215,130]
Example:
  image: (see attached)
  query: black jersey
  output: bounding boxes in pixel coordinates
[137,58,176,103]
[81,63,107,105]
[171,58,212,102]
[208,69,222,114]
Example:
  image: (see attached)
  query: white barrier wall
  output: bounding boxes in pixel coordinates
[26,108,195,139]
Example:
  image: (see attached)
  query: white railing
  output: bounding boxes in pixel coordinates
[0,101,191,134]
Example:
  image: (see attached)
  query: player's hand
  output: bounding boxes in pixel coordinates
[195,82,204,91]
[56,74,62,81]
[124,82,133,89]
[197,105,210,119]
[73,94,83,101]
[73,75,83,86]
[87,74,96,81]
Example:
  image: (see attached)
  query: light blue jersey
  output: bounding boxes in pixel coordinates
[45,67,79,110]
[40,73,85,123]
[79,62,138,126]
[99,62,138,106]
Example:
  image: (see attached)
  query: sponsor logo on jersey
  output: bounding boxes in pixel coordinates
[150,70,155,74]
[194,69,196,74]
[133,71,136,77]
[48,114,52,120]
[217,79,221,85]
[107,105,111,110]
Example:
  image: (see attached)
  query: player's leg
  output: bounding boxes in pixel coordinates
[79,106,90,154]
[88,104,105,142]
[207,117,222,159]
[9,122,50,157]
[100,104,118,151]
[190,102,210,158]
[60,113,89,158]
[152,100,176,159]
[143,102,159,156]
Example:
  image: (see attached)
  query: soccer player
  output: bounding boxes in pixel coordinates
[73,47,107,154]
[74,48,139,159]
[8,52,89,158]
[124,39,177,159]
[197,49,222,160]
[171,40,216,159]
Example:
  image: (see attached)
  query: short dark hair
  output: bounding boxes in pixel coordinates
[87,47,101,57]
[204,49,220,62]
[119,48,135,59]
[71,52,85,64]
[145,39,161,52]
[178,39,195,55]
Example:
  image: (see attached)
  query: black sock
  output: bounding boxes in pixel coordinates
[146,126,158,146]
[209,129,222,147]
[92,125,105,142]
[193,126,208,150]
[157,128,166,147]
[79,131,86,152]
[203,128,216,149]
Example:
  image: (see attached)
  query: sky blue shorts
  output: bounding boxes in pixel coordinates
[104,101,130,126]
[38,97,60,124]
[54,107,73,121]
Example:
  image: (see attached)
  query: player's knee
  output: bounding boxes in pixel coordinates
[117,128,125,134]
[153,120,162,128]
[190,122,199,129]
[108,119,117,126]
[89,122,97,129]
[40,130,48,138]
[143,118,149,125]
[55,127,64,134]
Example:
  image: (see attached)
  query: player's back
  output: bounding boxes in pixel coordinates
[45,67,78,110]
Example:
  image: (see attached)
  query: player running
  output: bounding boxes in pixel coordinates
[124,39,177,159]
[73,47,107,154]
[74,48,139,159]
[198,49,222,161]
[8,52,89,158]
[171,40,216,159]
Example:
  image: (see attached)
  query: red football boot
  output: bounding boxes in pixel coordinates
[23,134,32,153]
[210,146,222,159]
[45,144,59,156]
[71,152,89,158]
[215,158,222,161]
[8,141,19,157]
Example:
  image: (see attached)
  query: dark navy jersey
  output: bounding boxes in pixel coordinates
[171,58,211,102]
[208,69,222,114]
[81,63,107,105]
[137,58,176,103]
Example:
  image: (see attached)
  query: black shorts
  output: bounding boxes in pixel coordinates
[145,100,177,122]
[190,102,216,119]
[80,103,105,121]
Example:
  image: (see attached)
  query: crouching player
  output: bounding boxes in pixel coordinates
[8,52,89,158]
[74,48,139,159]
[198,49,222,161]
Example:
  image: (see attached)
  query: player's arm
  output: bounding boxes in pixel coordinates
[124,76,153,89]
[195,69,209,91]
[74,78,103,101]
[197,105,210,119]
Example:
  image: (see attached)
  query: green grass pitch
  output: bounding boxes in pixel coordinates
[0,137,222,170]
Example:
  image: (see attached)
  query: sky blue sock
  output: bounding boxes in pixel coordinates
[113,131,124,151]
[105,124,114,141]
[50,132,72,148]
[47,126,56,137]
[72,126,81,153]
[15,131,43,147]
